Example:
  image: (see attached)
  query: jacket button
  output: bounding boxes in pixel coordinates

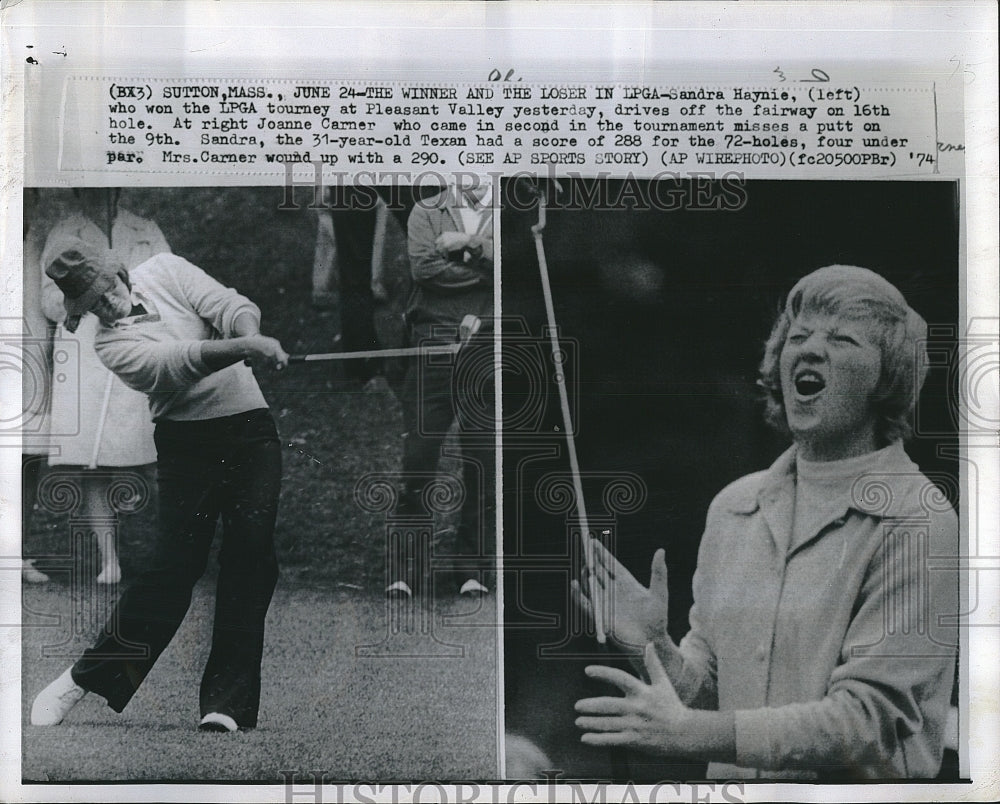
[756,645,768,661]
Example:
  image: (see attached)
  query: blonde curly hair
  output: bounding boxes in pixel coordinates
[758,265,929,446]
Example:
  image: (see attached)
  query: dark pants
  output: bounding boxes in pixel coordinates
[72,410,281,728]
[332,200,380,384]
[22,453,44,534]
[397,324,495,588]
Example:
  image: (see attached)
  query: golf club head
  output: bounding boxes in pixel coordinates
[459,314,482,344]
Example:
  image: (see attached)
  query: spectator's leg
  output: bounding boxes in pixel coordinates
[370,199,389,303]
[22,454,49,582]
[454,334,497,592]
[396,338,456,593]
[79,472,121,584]
[311,209,339,312]
[332,201,380,384]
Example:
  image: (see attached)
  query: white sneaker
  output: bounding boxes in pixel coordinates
[199,712,238,733]
[459,578,489,597]
[30,666,87,725]
[385,580,413,599]
[22,560,50,584]
[96,565,122,585]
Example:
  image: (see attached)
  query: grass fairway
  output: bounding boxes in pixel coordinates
[23,581,498,781]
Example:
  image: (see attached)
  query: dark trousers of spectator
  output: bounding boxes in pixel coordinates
[396,324,495,591]
[71,409,281,728]
[22,453,44,532]
[331,203,381,384]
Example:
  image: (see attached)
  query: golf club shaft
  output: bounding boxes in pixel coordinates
[289,343,460,363]
[531,190,606,645]
[532,181,631,784]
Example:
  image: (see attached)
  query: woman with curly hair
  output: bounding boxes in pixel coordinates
[573,265,958,780]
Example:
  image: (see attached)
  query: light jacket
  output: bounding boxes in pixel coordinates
[405,187,493,330]
[672,442,959,779]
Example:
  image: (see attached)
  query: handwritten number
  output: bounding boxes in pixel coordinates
[488,68,522,82]
[777,66,831,83]
[800,68,830,83]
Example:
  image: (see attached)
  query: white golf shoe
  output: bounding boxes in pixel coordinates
[22,560,50,584]
[96,564,122,585]
[30,666,87,725]
[199,712,238,733]
[459,578,489,597]
[385,580,414,599]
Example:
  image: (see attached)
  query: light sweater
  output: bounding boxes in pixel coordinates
[95,253,267,422]
[674,442,958,779]
[791,446,899,554]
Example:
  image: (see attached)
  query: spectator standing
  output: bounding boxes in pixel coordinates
[39,189,170,583]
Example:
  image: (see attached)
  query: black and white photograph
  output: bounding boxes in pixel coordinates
[2,2,997,803]
[19,185,499,780]
[501,178,962,782]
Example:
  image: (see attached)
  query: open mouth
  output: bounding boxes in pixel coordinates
[794,368,826,398]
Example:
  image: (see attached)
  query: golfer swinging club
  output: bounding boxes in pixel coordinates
[573,265,958,779]
[31,240,289,733]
